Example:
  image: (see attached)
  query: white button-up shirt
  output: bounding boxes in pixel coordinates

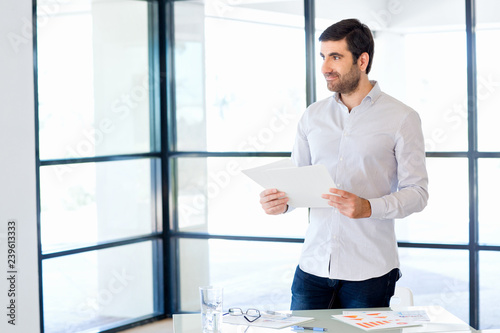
[290,81,428,281]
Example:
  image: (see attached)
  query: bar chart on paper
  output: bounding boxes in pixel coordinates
[332,310,430,330]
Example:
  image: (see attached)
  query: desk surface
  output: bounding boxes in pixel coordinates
[173,306,474,333]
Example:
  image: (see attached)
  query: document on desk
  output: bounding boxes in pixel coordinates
[242,159,336,208]
[223,312,314,329]
[332,310,429,330]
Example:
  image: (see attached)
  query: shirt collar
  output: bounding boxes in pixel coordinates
[364,80,382,104]
[333,80,382,106]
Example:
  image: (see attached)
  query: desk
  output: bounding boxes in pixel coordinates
[173,306,475,333]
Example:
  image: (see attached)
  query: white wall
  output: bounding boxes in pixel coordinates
[0,1,40,332]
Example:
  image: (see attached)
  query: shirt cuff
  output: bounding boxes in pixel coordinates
[368,197,386,219]
[284,204,295,214]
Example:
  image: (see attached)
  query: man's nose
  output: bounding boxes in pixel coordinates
[321,59,332,75]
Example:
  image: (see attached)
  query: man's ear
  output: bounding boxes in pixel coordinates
[358,52,370,72]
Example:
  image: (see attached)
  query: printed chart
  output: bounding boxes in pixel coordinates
[332,310,430,330]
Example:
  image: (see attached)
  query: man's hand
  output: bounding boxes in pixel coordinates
[321,188,371,218]
[260,189,289,215]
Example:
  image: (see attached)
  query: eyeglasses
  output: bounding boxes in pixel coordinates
[228,308,261,323]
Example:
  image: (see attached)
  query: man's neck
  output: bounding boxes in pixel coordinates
[339,76,373,112]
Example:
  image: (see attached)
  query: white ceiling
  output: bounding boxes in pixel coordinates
[204,0,500,32]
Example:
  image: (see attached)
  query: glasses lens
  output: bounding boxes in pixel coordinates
[246,309,260,317]
[229,308,243,316]
[244,309,261,322]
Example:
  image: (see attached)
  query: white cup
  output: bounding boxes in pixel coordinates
[199,286,223,333]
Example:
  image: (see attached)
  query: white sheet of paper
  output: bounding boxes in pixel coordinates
[242,160,336,208]
[223,313,314,329]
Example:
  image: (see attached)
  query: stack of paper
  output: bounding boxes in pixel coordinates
[223,312,314,329]
[332,310,430,330]
[242,160,336,208]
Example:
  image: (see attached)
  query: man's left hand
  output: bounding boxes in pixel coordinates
[321,188,372,218]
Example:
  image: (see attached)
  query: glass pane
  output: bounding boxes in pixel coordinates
[398,248,469,324]
[40,159,157,252]
[37,0,153,159]
[42,241,156,333]
[315,0,467,152]
[478,158,500,245]
[174,0,306,152]
[477,1,500,151]
[178,238,302,312]
[396,158,469,244]
[176,157,308,237]
[480,251,500,329]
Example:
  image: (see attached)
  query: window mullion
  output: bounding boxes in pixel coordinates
[304,0,316,105]
[465,0,479,329]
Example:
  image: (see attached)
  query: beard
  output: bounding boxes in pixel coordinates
[325,63,361,94]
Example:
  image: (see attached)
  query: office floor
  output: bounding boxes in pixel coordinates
[121,318,173,333]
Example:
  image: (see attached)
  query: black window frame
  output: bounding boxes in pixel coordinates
[33,0,500,331]
[34,1,169,332]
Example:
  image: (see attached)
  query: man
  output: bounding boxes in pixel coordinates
[259,19,428,310]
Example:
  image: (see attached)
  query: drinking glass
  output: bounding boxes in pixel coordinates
[199,286,223,333]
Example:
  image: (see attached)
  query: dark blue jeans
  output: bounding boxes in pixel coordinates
[290,266,400,310]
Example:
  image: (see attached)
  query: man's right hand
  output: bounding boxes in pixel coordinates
[259,189,289,215]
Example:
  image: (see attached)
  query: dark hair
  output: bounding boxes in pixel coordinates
[319,18,374,74]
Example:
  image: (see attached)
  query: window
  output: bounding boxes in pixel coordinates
[36,0,162,332]
[313,0,498,329]
[35,0,500,331]
[477,0,500,328]
[171,0,308,312]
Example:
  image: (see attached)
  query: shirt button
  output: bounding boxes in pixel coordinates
[339,157,343,161]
